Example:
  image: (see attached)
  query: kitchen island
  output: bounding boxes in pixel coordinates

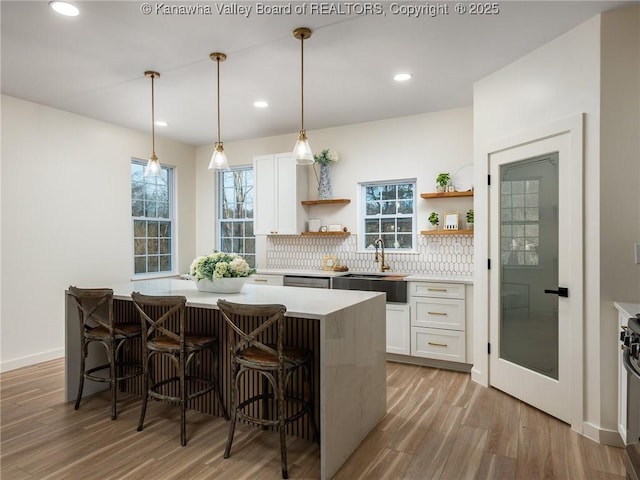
[65,278,386,479]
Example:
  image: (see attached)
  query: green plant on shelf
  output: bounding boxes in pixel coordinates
[436,172,451,189]
[466,209,474,223]
[428,212,439,226]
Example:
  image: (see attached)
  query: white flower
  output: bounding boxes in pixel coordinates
[190,251,255,281]
[327,150,339,162]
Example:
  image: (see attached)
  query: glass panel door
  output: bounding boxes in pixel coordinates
[499,153,559,379]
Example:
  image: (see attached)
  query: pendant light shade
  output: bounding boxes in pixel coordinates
[209,52,229,171]
[144,71,161,177]
[293,27,314,165]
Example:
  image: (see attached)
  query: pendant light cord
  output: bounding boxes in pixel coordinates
[216,56,221,143]
[300,32,305,132]
[151,74,156,156]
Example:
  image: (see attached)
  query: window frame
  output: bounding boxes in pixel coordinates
[216,165,255,268]
[131,158,176,279]
[359,178,417,252]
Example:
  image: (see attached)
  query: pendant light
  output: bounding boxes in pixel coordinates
[208,52,230,170]
[292,27,314,165]
[144,71,161,177]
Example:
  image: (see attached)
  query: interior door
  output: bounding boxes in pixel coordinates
[489,133,576,423]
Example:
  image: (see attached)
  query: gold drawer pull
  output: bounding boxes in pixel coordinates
[253,279,268,283]
[428,311,448,316]
[428,342,448,347]
[427,288,447,292]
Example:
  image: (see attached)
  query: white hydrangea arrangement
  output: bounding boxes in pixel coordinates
[189,252,255,281]
[313,149,339,166]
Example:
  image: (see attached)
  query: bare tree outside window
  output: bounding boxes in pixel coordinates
[218,167,255,268]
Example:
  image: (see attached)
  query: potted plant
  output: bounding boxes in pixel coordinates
[466,209,474,229]
[436,172,451,192]
[428,212,439,230]
[189,251,255,293]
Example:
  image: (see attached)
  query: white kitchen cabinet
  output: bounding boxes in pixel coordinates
[254,153,309,235]
[409,281,466,363]
[245,274,284,286]
[386,303,410,355]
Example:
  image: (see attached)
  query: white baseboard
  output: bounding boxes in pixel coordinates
[583,421,624,447]
[471,366,488,387]
[1,349,64,373]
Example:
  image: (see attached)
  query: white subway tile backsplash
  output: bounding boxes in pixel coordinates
[266,233,473,275]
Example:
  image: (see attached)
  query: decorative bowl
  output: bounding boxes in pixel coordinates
[194,277,247,294]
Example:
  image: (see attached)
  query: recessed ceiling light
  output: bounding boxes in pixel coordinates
[254,100,269,108]
[155,121,168,127]
[49,1,79,16]
[394,73,412,82]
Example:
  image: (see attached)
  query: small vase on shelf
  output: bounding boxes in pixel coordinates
[318,163,333,200]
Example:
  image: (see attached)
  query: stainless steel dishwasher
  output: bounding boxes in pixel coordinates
[282,275,331,289]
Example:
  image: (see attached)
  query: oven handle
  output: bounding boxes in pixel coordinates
[623,349,640,381]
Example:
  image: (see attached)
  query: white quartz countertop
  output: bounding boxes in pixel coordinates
[257,268,473,284]
[614,301,640,319]
[108,278,384,320]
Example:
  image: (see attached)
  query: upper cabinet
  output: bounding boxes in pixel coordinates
[254,153,309,235]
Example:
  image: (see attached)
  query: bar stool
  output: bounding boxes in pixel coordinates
[217,299,317,479]
[132,292,227,446]
[68,286,143,420]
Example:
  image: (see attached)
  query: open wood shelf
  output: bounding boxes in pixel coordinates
[301,198,351,206]
[420,191,473,199]
[300,231,350,236]
[420,229,474,236]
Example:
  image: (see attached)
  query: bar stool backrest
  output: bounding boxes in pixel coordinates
[68,286,115,335]
[131,292,186,345]
[217,300,287,363]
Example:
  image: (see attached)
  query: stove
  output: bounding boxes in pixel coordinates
[621,313,640,480]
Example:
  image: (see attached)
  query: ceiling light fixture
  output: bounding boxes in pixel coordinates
[49,1,79,16]
[208,52,229,170]
[394,73,413,82]
[254,100,269,108]
[292,27,314,165]
[144,71,161,177]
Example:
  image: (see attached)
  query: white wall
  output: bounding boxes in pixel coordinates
[473,5,640,443]
[0,95,196,371]
[195,107,474,265]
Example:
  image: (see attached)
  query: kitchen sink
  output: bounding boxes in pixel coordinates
[332,273,408,303]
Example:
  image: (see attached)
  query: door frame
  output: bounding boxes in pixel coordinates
[476,114,584,432]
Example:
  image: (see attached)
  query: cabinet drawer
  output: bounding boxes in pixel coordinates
[411,327,465,362]
[410,282,465,299]
[412,298,465,330]
[245,274,284,286]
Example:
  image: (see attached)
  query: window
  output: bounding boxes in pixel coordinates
[218,167,255,268]
[361,180,416,250]
[501,179,540,266]
[131,160,174,276]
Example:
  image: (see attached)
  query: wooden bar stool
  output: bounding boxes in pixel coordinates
[68,286,143,420]
[132,292,227,446]
[217,299,317,479]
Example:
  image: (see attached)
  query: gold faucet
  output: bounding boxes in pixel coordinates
[374,238,391,272]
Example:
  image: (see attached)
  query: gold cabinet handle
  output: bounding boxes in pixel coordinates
[253,279,268,283]
[428,311,448,316]
[428,342,448,347]
[427,288,447,292]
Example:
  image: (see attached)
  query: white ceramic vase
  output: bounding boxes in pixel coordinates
[194,277,247,294]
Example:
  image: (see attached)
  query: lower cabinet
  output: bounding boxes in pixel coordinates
[411,327,466,362]
[245,274,284,286]
[409,281,467,363]
[386,303,410,355]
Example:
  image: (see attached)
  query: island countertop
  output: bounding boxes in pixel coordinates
[107,278,384,319]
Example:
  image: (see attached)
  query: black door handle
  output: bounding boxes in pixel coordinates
[544,287,569,297]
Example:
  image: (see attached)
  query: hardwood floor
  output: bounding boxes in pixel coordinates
[1,359,625,479]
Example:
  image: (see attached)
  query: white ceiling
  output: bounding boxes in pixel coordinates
[1,1,633,146]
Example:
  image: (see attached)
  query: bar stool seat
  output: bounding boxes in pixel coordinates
[132,292,227,447]
[218,299,317,479]
[69,286,143,421]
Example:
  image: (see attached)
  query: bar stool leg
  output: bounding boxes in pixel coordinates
[137,355,150,432]
[224,364,240,458]
[180,352,187,447]
[278,368,288,479]
[75,341,87,411]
